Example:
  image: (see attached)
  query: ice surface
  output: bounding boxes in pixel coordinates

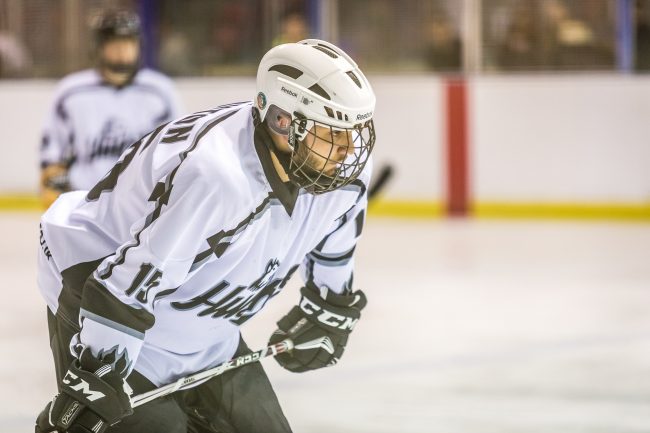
[2,213,650,432]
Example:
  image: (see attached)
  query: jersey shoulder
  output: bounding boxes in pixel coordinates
[180,105,258,201]
[135,68,177,93]
[53,69,102,101]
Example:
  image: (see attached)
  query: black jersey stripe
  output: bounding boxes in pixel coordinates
[307,245,356,267]
[190,194,300,272]
[80,276,155,336]
[190,195,274,271]
[86,123,168,202]
[79,308,146,340]
[98,105,242,280]
[355,209,365,237]
[304,213,350,289]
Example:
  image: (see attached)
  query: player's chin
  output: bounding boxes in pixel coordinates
[323,161,344,176]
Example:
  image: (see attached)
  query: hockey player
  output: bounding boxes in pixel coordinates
[39,10,182,208]
[35,39,376,433]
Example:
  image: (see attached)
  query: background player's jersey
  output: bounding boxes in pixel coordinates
[38,102,371,386]
[40,68,183,190]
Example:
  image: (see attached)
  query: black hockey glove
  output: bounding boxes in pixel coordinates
[43,171,71,193]
[35,347,133,433]
[269,286,367,373]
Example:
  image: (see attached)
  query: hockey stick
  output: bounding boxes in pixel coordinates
[368,164,394,202]
[130,336,333,408]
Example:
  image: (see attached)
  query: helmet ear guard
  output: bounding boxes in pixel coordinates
[265,105,293,136]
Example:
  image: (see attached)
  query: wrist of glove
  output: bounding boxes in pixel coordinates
[41,165,71,193]
[35,347,133,433]
[40,166,71,208]
[43,174,71,193]
[269,286,367,373]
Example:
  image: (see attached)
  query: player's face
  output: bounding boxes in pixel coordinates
[99,38,140,83]
[295,125,354,176]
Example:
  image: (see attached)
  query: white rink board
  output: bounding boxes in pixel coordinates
[1,213,650,432]
[0,76,443,201]
[471,75,650,203]
[5,75,650,205]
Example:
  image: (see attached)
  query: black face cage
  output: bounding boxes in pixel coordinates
[287,115,376,195]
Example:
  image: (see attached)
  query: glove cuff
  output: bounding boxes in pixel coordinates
[300,286,367,310]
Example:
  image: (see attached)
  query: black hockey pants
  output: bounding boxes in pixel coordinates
[46,308,293,433]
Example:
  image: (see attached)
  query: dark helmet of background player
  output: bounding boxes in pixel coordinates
[92,10,141,75]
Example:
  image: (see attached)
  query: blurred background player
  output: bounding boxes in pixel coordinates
[39,9,182,208]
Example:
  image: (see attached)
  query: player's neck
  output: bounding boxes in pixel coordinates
[269,151,290,182]
[100,69,134,88]
[265,126,292,182]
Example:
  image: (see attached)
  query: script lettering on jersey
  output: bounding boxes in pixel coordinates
[88,119,137,161]
[171,262,299,325]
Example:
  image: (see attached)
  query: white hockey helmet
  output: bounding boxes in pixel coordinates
[256,39,376,194]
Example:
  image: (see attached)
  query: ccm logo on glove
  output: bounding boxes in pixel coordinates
[299,296,359,330]
[63,370,106,401]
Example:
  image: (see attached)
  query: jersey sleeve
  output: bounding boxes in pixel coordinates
[300,187,368,295]
[40,83,74,168]
[76,162,223,374]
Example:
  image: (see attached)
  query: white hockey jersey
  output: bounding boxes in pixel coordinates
[40,68,183,190]
[38,102,371,387]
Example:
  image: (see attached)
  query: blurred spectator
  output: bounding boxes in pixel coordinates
[39,10,183,208]
[201,3,253,72]
[158,20,195,76]
[635,0,650,71]
[272,12,310,46]
[542,0,614,70]
[423,11,461,71]
[496,4,542,70]
[0,31,32,77]
[488,0,614,71]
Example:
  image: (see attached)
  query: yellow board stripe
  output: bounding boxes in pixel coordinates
[368,200,445,218]
[369,200,650,220]
[473,202,650,221]
[2,194,650,221]
[0,194,42,211]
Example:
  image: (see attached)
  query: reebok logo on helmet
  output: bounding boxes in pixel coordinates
[356,112,372,121]
[281,86,298,98]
